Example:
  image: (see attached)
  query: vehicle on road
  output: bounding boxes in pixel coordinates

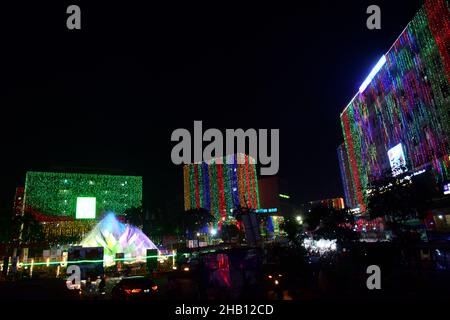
[111,276,158,300]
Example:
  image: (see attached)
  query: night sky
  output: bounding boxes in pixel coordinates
[1,1,424,213]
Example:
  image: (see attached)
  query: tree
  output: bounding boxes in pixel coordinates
[367,169,438,240]
[303,206,358,246]
[16,212,45,244]
[367,169,438,221]
[183,208,215,236]
[219,223,241,242]
[283,216,304,245]
[0,209,14,243]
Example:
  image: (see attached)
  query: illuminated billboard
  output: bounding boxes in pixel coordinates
[76,197,96,219]
[444,182,450,195]
[388,143,407,176]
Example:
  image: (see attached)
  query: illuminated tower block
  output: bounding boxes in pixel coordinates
[337,143,358,209]
[339,0,450,211]
[183,154,260,220]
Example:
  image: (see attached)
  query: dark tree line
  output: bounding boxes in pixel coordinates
[283,206,357,248]
[366,169,440,240]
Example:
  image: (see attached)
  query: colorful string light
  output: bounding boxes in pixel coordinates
[337,144,358,209]
[183,154,260,220]
[339,0,450,211]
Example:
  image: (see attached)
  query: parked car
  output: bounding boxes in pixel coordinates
[111,276,158,300]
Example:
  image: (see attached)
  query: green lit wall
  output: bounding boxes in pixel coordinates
[24,171,143,219]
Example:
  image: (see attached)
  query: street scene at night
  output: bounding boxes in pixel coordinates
[0,0,449,316]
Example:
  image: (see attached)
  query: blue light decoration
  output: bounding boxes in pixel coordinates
[231,154,240,207]
[359,55,387,94]
[202,161,211,212]
[267,216,274,233]
[255,208,278,214]
[338,143,356,208]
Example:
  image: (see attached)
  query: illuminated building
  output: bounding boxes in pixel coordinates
[338,144,358,209]
[338,0,450,211]
[21,171,143,242]
[183,154,260,222]
[309,198,345,211]
[256,177,294,238]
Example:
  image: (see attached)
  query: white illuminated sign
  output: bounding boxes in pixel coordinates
[444,183,450,195]
[388,143,407,177]
[359,55,386,94]
[76,197,96,219]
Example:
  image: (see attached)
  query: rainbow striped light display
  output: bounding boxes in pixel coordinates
[339,0,450,211]
[183,154,260,221]
[338,144,357,209]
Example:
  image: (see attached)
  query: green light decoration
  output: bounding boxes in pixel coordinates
[9,254,176,268]
[189,165,196,209]
[197,163,204,208]
[244,155,250,206]
[237,155,245,206]
[210,160,220,220]
[253,163,261,209]
[223,156,233,213]
[24,172,142,218]
[248,158,255,207]
[183,165,190,210]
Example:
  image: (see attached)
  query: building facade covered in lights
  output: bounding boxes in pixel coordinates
[338,0,449,212]
[19,171,143,242]
[183,154,261,223]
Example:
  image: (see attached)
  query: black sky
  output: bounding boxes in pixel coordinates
[1,1,424,212]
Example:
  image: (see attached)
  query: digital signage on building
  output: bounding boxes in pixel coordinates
[388,143,407,177]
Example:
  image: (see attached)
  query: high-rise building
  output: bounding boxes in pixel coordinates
[338,0,449,211]
[183,154,260,221]
[338,144,357,209]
